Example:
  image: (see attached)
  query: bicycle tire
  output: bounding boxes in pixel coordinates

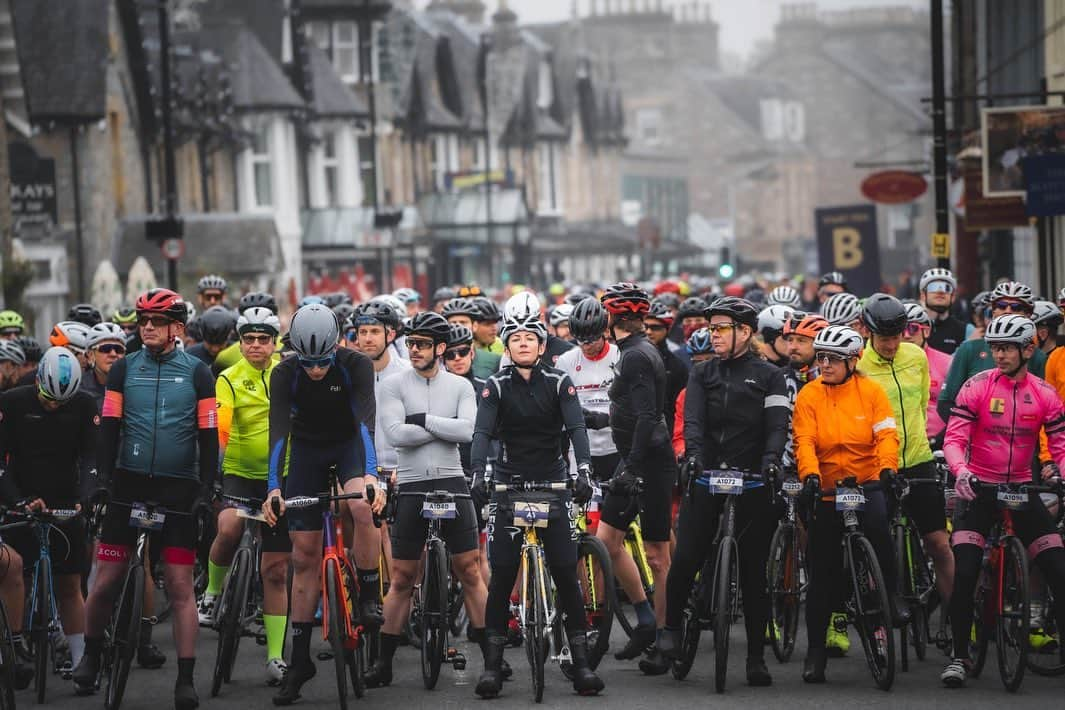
[33,562,50,704]
[342,561,366,699]
[524,547,547,703]
[848,535,895,691]
[996,535,1029,692]
[670,584,703,680]
[420,539,448,690]
[325,562,349,710]
[577,535,615,669]
[906,523,932,663]
[713,536,739,694]
[893,523,911,673]
[0,600,16,710]
[211,548,251,696]
[767,522,800,663]
[1027,583,1065,676]
[105,563,144,710]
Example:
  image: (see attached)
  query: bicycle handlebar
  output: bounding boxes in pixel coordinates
[492,480,572,492]
[970,477,1062,495]
[397,491,473,499]
[281,491,367,509]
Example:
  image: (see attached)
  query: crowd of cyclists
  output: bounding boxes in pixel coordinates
[0,267,1064,707]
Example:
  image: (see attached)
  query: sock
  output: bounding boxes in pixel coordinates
[206,561,229,597]
[379,632,401,664]
[356,567,380,604]
[177,657,195,685]
[68,633,85,667]
[291,622,312,667]
[634,600,655,628]
[84,636,103,657]
[263,614,287,661]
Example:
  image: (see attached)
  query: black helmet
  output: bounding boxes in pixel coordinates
[653,292,680,309]
[68,303,103,327]
[238,291,278,315]
[861,293,907,336]
[14,336,42,363]
[408,311,451,344]
[470,296,501,323]
[818,271,848,289]
[185,317,203,342]
[199,305,237,345]
[433,286,457,302]
[600,282,650,317]
[570,297,609,340]
[447,323,474,347]
[322,292,350,308]
[353,301,400,330]
[706,296,758,329]
[441,297,478,320]
[677,296,708,320]
[332,302,355,324]
[647,300,675,325]
[565,290,595,307]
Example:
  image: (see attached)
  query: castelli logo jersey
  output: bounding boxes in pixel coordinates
[555,342,619,456]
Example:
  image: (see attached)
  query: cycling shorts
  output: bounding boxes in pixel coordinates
[952,488,1060,555]
[899,460,947,536]
[5,513,87,576]
[280,437,364,532]
[98,470,199,562]
[599,442,676,542]
[221,475,291,554]
[390,477,478,561]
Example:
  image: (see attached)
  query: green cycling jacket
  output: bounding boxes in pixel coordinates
[858,341,933,470]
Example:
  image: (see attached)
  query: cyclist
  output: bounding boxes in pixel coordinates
[197,274,228,310]
[431,286,457,313]
[470,297,504,355]
[661,297,788,685]
[469,308,601,698]
[444,298,500,379]
[816,271,847,304]
[211,292,280,374]
[68,303,103,327]
[112,305,139,338]
[920,268,966,355]
[597,283,675,668]
[73,288,218,709]
[186,305,236,367]
[80,323,127,410]
[780,312,828,477]
[793,325,906,683]
[757,304,794,367]
[367,311,488,687]
[0,347,97,678]
[0,341,25,391]
[548,303,574,342]
[858,295,954,613]
[13,335,42,386]
[768,285,802,309]
[1045,288,1065,399]
[262,303,383,706]
[1032,299,1062,355]
[670,327,715,456]
[49,321,91,370]
[644,301,688,438]
[900,302,951,443]
[968,290,991,340]
[392,287,421,317]
[198,307,291,684]
[821,292,862,328]
[940,314,1065,687]
[0,310,24,339]
[504,292,574,366]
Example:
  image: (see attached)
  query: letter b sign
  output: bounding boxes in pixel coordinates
[832,228,863,270]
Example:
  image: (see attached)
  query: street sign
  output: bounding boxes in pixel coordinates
[145,215,184,240]
[161,238,184,260]
[814,204,882,296]
[860,171,927,204]
[930,232,951,259]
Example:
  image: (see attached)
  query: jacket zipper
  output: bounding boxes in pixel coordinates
[149,356,161,478]
[717,360,730,465]
[1006,381,1018,482]
[889,359,908,469]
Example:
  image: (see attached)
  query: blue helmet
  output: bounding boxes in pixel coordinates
[686,327,712,355]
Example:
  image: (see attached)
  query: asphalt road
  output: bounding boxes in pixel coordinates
[20,617,1064,709]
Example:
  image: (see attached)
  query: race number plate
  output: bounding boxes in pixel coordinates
[422,500,458,519]
[835,491,866,511]
[944,488,957,512]
[996,487,1027,510]
[513,501,552,528]
[782,480,803,496]
[129,504,165,531]
[235,507,267,522]
[706,471,743,495]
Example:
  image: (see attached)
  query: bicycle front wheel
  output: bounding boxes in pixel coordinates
[32,562,51,704]
[0,600,17,710]
[577,535,615,669]
[713,536,739,694]
[848,535,895,691]
[1027,582,1065,676]
[524,547,548,703]
[670,566,706,681]
[211,548,251,696]
[105,563,145,710]
[420,539,448,690]
[767,523,801,663]
[996,535,1029,692]
[324,562,349,710]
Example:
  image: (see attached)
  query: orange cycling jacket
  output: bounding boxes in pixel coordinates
[793,373,899,487]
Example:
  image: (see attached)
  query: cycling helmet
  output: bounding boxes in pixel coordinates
[457,284,484,298]
[0,340,25,365]
[111,306,137,325]
[36,347,81,401]
[68,303,103,326]
[677,296,708,320]
[821,292,862,326]
[353,301,401,330]
[446,323,474,347]
[407,311,451,344]
[757,305,794,342]
[14,336,42,363]
[185,318,203,343]
[332,302,355,324]
[600,282,650,317]
[990,281,1034,307]
[985,314,1036,347]
[197,274,228,293]
[570,297,609,340]
[818,271,848,289]
[903,302,931,327]
[706,296,759,329]
[499,313,548,344]
[654,280,681,296]
[238,306,281,336]
[321,292,350,309]
[288,303,339,360]
[745,288,767,308]
[470,296,501,323]
[919,267,957,292]
[136,288,188,324]
[565,290,594,307]
[504,291,541,321]
[0,310,24,333]
[432,286,457,302]
[653,292,680,309]
[298,294,325,307]
[49,321,91,353]
[1057,287,1065,310]
[549,303,574,327]
[87,323,127,349]
[441,297,478,320]
[686,327,712,355]
[767,285,802,309]
[783,312,829,339]
[238,291,277,314]
[1032,300,1063,329]
[813,325,864,357]
[199,305,237,345]
[646,300,675,326]
[861,293,907,336]
[371,294,407,322]
[392,287,421,305]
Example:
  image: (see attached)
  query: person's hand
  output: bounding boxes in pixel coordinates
[764,462,782,482]
[1041,462,1060,481]
[89,487,110,508]
[582,408,610,430]
[954,468,976,501]
[25,498,46,513]
[802,474,821,504]
[263,488,284,527]
[471,469,490,510]
[573,464,594,506]
[681,454,702,491]
[608,467,641,497]
[405,413,426,428]
[364,476,386,515]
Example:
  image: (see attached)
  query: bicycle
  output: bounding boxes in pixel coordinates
[809,476,895,691]
[0,595,14,710]
[608,480,655,641]
[1027,494,1065,677]
[767,475,806,663]
[0,506,79,704]
[891,473,941,671]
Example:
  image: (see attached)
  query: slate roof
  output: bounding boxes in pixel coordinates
[307,46,367,117]
[196,21,305,112]
[11,0,109,123]
[423,11,485,129]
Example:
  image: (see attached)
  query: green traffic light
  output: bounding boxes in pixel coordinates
[718,264,734,279]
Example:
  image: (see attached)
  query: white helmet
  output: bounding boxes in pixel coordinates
[288,304,339,360]
[87,322,127,349]
[903,301,931,327]
[504,291,541,321]
[767,285,801,309]
[990,281,1034,307]
[237,306,281,336]
[1031,300,1062,327]
[813,325,864,357]
[821,293,862,326]
[757,305,793,339]
[499,313,548,344]
[0,340,25,366]
[985,315,1036,346]
[919,267,957,292]
[370,294,407,323]
[50,321,91,354]
[37,346,82,402]
[549,303,574,327]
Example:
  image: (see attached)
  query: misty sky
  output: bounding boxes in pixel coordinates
[416,0,927,58]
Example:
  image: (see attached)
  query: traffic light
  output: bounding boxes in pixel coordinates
[718,246,733,279]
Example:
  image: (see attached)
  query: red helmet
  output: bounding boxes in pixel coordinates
[600,282,650,317]
[653,280,680,296]
[135,288,188,324]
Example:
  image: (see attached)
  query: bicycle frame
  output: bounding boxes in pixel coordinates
[321,501,360,652]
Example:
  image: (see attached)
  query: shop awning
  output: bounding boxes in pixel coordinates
[418,189,530,245]
[301,206,422,250]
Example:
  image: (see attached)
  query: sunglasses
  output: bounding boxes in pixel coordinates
[444,346,472,361]
[406,338,436,352]
[119,324,138,333]
[299,353,335,369]
[0,328,21,336]
[646,324,668,332]
[925,282,954,294]
[241,334,273,345]
[138,315,175,328]
[576,335,604,345]
[903,323,927,337]
[993,300,1031,313]
[815,352,850,365]
[707,323,735,333]
[96,343,126,355]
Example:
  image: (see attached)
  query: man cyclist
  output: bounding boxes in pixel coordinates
[757,304,794,367]
[645,301,688,438]
[816,272,847,305]
[0,341,25,391]
[444,298,500,379]
[211,292,280,375]
[670,327,716,455]
[0,347,97,679]
[197,274,228,311]
[1032,299,1062,355]
[261,303,383,705]
[469,308,601,698]
[920,268,966,355]
[940,314,1065,687]
[73,288,218,710]
[197,307,291,685]
[0,310,25,339]
[821,292,863,328]
[13,336,42,385]
[367,311,488,687]
[470,297,504,355]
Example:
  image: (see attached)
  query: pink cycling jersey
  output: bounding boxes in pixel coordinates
[925,344,951,439]
[944,368,1065,483]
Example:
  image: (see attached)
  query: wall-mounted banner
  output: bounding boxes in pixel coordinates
[815,204,882,296]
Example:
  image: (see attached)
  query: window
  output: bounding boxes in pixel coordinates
[358,134,376,207]
[251,121,273,208]
[322,131,339,206]
[537,60,553,111]
[306,20,359,82]
[634,108,663,147]
[429,134,459,191]
[538,143,562,214]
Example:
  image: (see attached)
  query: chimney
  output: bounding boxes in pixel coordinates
[775,3,822,51]
[426,0,487,25]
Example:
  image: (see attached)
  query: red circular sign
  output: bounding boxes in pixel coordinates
[161,238,185,260]
[860,171,928,204]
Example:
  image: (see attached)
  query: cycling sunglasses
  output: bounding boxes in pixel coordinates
[137,315,175,328]
[925,281,953,294]
[576,335,604,345]
[444,346,472,361]
[95,343,126,355]
[707,323,735,333]
[903,323,927,337]
[241,334,273,345]
[992,300,1032,313]
[299,353,335,369]
[344,330,358,342]
[406,338,436,352]
[814,352,850,365]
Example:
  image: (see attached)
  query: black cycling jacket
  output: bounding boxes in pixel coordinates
[608,332,669,473]
[683,351,789,473]
[657,340,689,438]
[927,315,966,355]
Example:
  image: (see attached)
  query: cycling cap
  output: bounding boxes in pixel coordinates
[1031,300,1063,329]
[985,314,1036,347]
[14,336,42,363]
[237,307,281,337]
[50,321,91,353]
[433,286,457,302]
[646,300,675,326]
[570,297,609,340]
[136,288,188,324]
[199,305,237,345]
[504,291,541,321]
[813,325,864,357]
[37,347,81,401]
[353,301,400,330]
[0,340,25,366]
[757,305,794,341]
[239,291,278,315]
[686,327,712,355]
[601,282,650,317]
[783,312,829,339]
[197,274,228,293]
[288,303,339,360]
[990,281,1034,306]
[441,297,479,320]
[393,287,421,305]
[821,292,862,326]
[407,311,451,344]
[919,267,956,292]
[861,293,907,336]
[706,296,759,330]
[470,296,501,323]
[767,285,802,309]
[87,323,127,349]
[677,296,708,320]
[818,271,848,289]
[549,303,574,327]
[500,313,548,344]
[903,302,931,327]
[446,323,474,347]
[111,306,137,325]
[68,303,103,327]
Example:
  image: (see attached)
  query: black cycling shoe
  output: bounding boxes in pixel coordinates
[637,647,670,676]
[14,659,34,691]
[802,648,827,684]
[358,601,384,629]
[363,660,392,688]
[569,634,604,696]
[892,596,912,628]
[615,622,656,660]
[137,643,167,669]
[72,653,100,695]
[500,657,513,680]
[272,662,316,706]
[174,680,199,710]
[475,634,506,699]
[746,657,772,686]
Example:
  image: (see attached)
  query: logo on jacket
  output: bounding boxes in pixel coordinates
[482,388,490,398]
[242,378,257,392]
[744,378,756,385]
[989,397,1005,415]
